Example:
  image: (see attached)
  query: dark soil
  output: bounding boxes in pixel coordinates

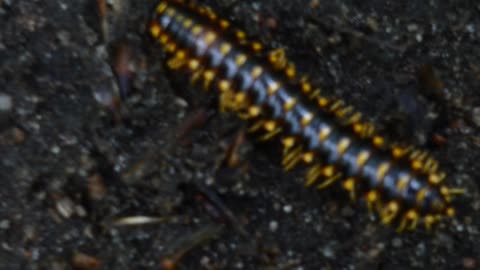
[1,0,479,269]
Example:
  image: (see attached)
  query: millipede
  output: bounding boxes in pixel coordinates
[148,0,465,231]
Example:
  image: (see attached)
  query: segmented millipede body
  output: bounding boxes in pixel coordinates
[149,0,464,231]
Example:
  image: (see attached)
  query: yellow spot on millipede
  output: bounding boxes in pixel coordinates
[372,136,384,147]
[218,80,231,92]
[156,2,168,14]
[183,19,193,28]
[159,34,170,44]
[220,42,232,55]
[353,123,363,134]
[317,97,329,107]
[392,146,405,158]
[175,50,186,60]
[166,8,176,17]
[367,190,378,204]
[322,165,335,177]
[267,81,280,95]
[251,42,262,52]
[282,137,296,149]
[428,173,442,185]
[301,82,312,93]
[203,31,217,46]
[166,42,177,53]
[301,113,314,127]
[251,66,263,79]
[318,126,331,141]
[149,24,161,38]
[235,54,247,66]
[188,59,200,70]
[191,25,203,35]
[235,92,247,103]
[446,207,455,217]
[411,160,423,171]
[219,19,230,29]
[264,120,277,132]
[356,150,371,168]
[416,188,428,205]
[337,138,351,155]
[283,98,297,112]
[175,15,185,23]
[376,162,390,181]
[285,64,296,78]
[302,152,315,163]
[248,105,261,117]
[236,30,246,40]
[396,175,410,192]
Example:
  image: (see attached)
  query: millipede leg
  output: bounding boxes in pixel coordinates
[305,163,323,186]
[342,178,357,201]
[396,211,420,232]
[259,127,282,141]
[219,88,236,112]
[167,57,186,69]
[167,50,188,70]
[248,120,265,133]
[237,105,262,120]
[190,68,205,84]
[380,201,400,225]
[423,215,437,231]
[268,48,288,70]
[201,69,216,91]
[316,173,342,189]
[366,190,380,214]
[282,146,303,171]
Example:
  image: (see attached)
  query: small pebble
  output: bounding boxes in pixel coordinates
[56,30,71,46]
[415,242,426,257]
[392,237,402,248]
[310,0,320,9]
[407,23,419,31]
[322,246,334,258]
[415,33,423,42]
[75,205,87,217]
[50,145,61,154]
[466,24,475,33]
[0,128,26,145]
[200,256,211,267]
[472,107,480,127]
[366,17,379,32]
[0,220,10,229]
[463,257,476,269]
[283,204,293,213]
[72,252,101,270]
[87,173,107,200]
[269,220,279,232]
[367,247,382,259]
[56,197,75,218]
[0,93,12,112]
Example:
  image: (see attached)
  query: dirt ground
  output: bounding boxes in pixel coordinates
[1,0,480,269]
